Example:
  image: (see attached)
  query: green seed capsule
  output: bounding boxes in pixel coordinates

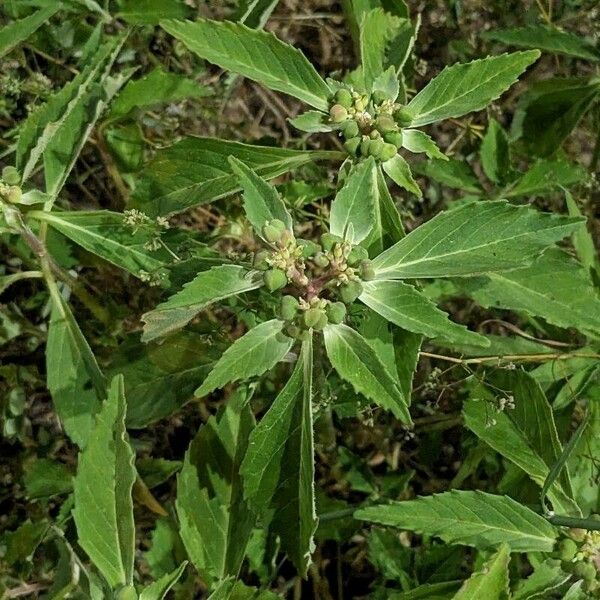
[573,562,597,582]
[326,301,346,324]
[383,130,403,148]
[320,232,342,252]
[313,252,330,268]
[313,311,329,330]
[558,539,578,562]
[360,260,376,281]
[341,120,359,139]
[368,138,384,159]
[297,238,320,258]
[343,136,361,156]
[371,90,389,105]
[334,88,353,109]
[2,166,20,186]
[359,136,371,157]
[393,107,412,127]
[375,115,397,134]
[5,186,22,204]
[304,308,324,328]
[329,104,348,123]
[379,143,398,162]
[339,281,363,304]
[347,245,369,266]
[280,295,299,320]
[116,586,138,600]
[263,219,287,243]
[264,268,287,291]
[285,323,301,338]
[253,250,270,270]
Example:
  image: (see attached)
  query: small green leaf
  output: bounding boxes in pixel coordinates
[73,375,136,588]
[407,51,540,127]
[413,158,482,193]
[289,110,332,133]
[506,159,586,197]
[356,491,558,552]
[330,157,377,243]
[229,157,293,237]
[479,119,510,184]
[323,323,411,424]
[139,563,188,600]
[161,18,331,110]
[24,459,73,500]
[195,320,293,397]
[0,5,60,58]
[382,153,421,196]
[117,0,191,24]
[565,190,599,277]
[402,129,447,160]
[241,339,317,577]
[452,544,510,600]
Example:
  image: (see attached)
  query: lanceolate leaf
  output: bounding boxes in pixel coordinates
[330,157,377,243]
[413,158,482,194]
[177,391,255,581]
[229,157,293,238]
[130,137,341,216]
[401,129,447,160]
[73,376,136,588]
[372,200,582,279]
[480,119,510,185]
[323,323,411,424]
[142,265,264,342]
[506,160,586,197]
[139,563,188,600]
[382,153,421,196]
[355,491,558,552]
[195,320,294,397]
[0,5,60,58]
[241,339,317,577]
[360,279,489,347]
[407,51,540,127]
[453,544,510,600]
[46,294,106,448]
[161,18,331,110]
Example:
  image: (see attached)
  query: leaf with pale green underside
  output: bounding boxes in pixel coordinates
[142,265,264,342]
[73,375,136,588]
[195,320,293,397]
[402,129,447,160]
[482,26,600,62]
[0,5,60,58]
[161,18,331,110]
[46,295,106,448]
[229,157,292,237]
[407,51,540,127]
[360,280,489,347]
[372,200,583,279]
[29,210,166,278]
[177,392,255,581]
[458,249,600,337]
[288,110,332,133]
[241,339,316,577]
[480,119,510,185]
[383,153,421,196]
[356,490,558,552]
[453,544,509,600]
[413,158,482,194]
[130,136,341,216]
[330,157,376,243]
[506,159,586,197]
[323,323,411,424]
[140,563,188,600]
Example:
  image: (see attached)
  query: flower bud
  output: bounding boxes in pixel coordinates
[379,143,398,162]
[383,130,403,148]
[393,107,412,127]
[334,88,353,109]
[326,301,346,324]
[341,120,359,139]
[359,260,375,281]
[339,281,363,304]
[280,295,299,320]
[2,166,20,186]
[297,238,320,258]
[329,104,348,123]
[320,232,342,252]
[264,268,287,291]
[375,115,397,134]
[347,245,369,266]
[343,136,361,156]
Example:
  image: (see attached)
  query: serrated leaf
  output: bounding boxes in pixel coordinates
[46,294,106,448]
[241,339,316,576]
[177,392,255,581]
[117,0,191,24]
[402,129,447,160]
[130,136,340,216]
[480,119,510,184]
[506,159,586,197]
[407,51,540,127]
[229,157,292,238]
[356,490,558,552]
[413,158,482,193]
[139,562,188,600]
[161,18,331,110]
[330,157,377,243]
[459,249,600,337]
[195,320,293,397]
[382,153,422,196]
[512,559,572,600]
[372,200,583,279]
[452,544,509,600]
[142,265,264,342]
[0,5,60,58]
[360,279,489,347]
[73,375,136,588]
[323,323,411,424]
[482,26,600,62]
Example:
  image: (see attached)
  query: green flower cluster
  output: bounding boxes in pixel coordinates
[328,87,412,162]
[0,166,22,204]
[253,219,375,338]
[554,533,600,593]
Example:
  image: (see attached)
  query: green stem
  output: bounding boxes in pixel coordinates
[548,515,600,530]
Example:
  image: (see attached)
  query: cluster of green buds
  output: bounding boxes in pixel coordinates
[0,166,22,204]
[328,87,412,162]
[254,220,376,335]
[553,530,600,592]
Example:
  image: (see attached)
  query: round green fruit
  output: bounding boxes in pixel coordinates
[334,88,353,109]
[253,250,270,270]
[344,136,361,156]
[384,130,403,148]
[339,281,363,304]
[393,107,412,127]
[379,143,398,162]
[280,295,299,320]
[304,308,325,329]
[375,115,397,134]
[2,166,20,186]
[313,252,330,268]
[330,104,348,123]
[359,260,376,281]
[297,238,320,258]
[320,233,342,252]
[263,219,287,243]
[573,562,597,582]
[347,245,369,266]
[558,539,578,562]
[326,302,346,324]
[5,186,22,204]
[368,138,384,159]
[341,120,359,139]
[371,90,389,105]
[264,268,287,291]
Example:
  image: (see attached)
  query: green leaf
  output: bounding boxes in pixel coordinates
[229,157,293,238]
[402,129,447,160]
[241,339,317,576]
[73,375,136,588]
[360,279,489,347]
[139,563,188,600]
[24,458,73,500]
[2,520,49,566]
[104,122,145,172]
[288,110,332,133]
[46,294,106,448]
[330,157,377,243]
[480,119,510,185]
[195,319,294,397]
[407,51,540,127]
[512,559,572,600]
[29,210,166,279]
[161,18,331,110]
[0,5,60,58]
[207,579,282,600]
[565,190,599,277]
[459,249,600,337]
[130,136,340,216]
[110,67,211,117]
[482,26,600,62]
[452,544,510,600]
[506,159,586,197]
[383,153,421,196]
[177,391,255,581]
[356,490,558,552]
[142,265,264,342]
[413,158,482,193]
[323,323,411,424]
[117,0,191,24]
[388,581,462,600]
[371,200,582,279]
[233,0,280,28]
